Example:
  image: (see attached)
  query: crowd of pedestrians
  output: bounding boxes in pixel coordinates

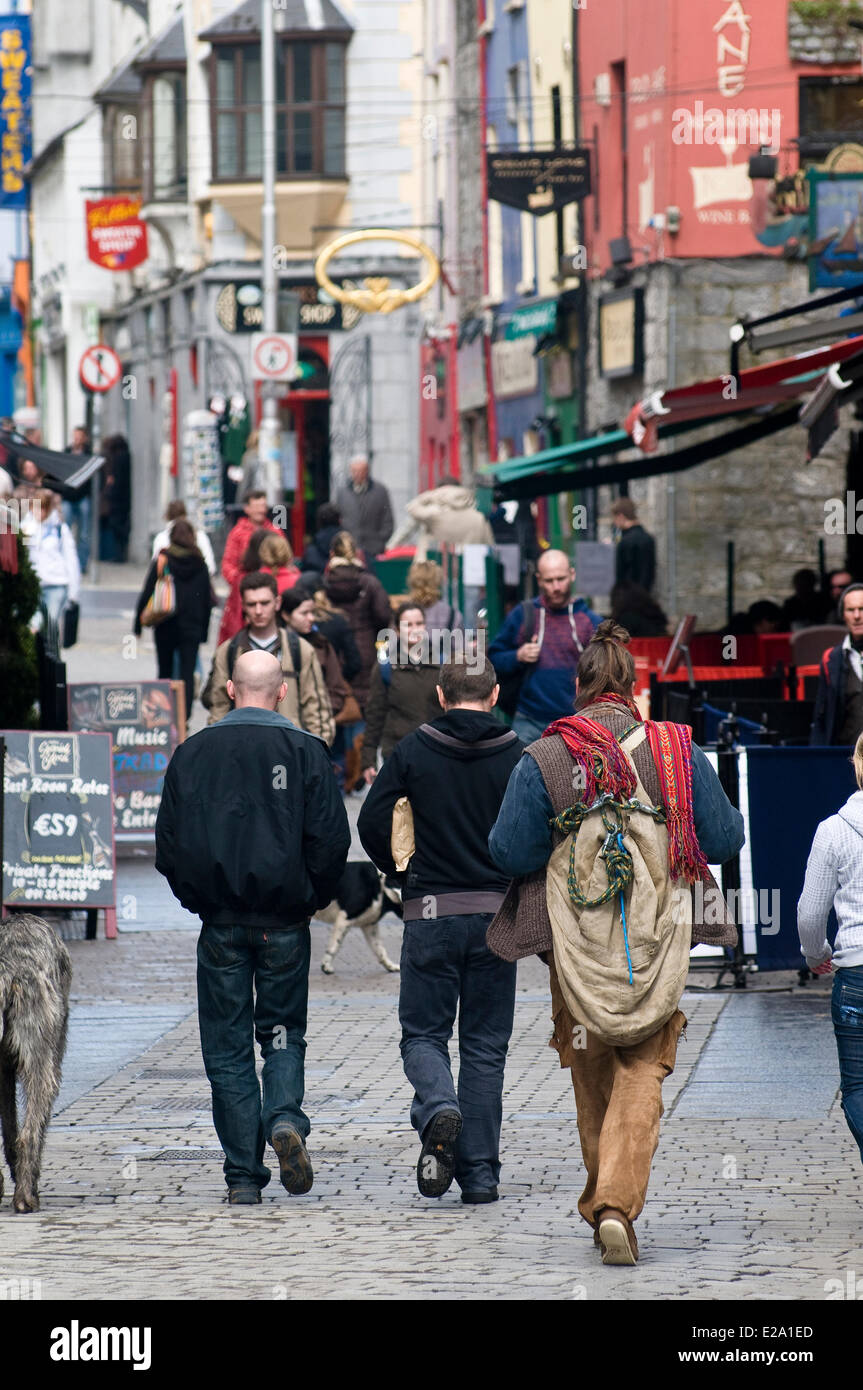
[6,434,860,1262]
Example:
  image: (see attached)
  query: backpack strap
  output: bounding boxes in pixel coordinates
[285,627,301,678]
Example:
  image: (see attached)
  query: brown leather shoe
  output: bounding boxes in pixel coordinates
[597,1207,639,1265]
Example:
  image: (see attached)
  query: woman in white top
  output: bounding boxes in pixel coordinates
[25,487,80,622]
[151,499,216,577]
[798,732,863,1163]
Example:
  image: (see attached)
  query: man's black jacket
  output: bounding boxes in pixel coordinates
[155,707,350,928]
[811,641,848,746]
[616,524,656,592]
[357,709,523,901]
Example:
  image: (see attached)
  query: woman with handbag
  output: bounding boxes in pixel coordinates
[134,519,213,721]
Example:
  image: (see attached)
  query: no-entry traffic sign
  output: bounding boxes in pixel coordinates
[251,332,297,382]
[79,344,122,393]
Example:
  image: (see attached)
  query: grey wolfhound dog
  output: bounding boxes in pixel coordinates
[0,914,71,1212]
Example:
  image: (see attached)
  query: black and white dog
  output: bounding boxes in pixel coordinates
[316,862,403,975]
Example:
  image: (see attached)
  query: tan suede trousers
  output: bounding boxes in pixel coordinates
[548,959,686,1227]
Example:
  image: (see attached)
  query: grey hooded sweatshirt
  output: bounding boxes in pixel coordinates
[798,789,863,969]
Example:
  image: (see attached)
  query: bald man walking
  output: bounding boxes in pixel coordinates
[489,550,601,741]
[155,651,350,1204]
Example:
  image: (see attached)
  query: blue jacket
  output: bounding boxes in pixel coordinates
[488,740,745,878]
[488,596,601,725]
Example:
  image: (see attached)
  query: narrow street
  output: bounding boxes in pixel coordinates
[1,576,859,1302]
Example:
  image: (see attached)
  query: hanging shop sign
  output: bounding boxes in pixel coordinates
[314,229,440,315]
[502,300,559,341]
[486,147,591,215]
[85,197,149,272]
[2,730,116,909]
[807,171,863,292]
[491,336,539,399]
[598,287,645,380]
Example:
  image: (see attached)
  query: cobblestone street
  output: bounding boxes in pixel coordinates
[3,581,861,1303]
[2,862,861,1301]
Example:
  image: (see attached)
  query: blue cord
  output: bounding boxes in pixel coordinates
[616,832,634,985]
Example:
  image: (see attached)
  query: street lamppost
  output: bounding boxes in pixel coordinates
[259,0,281,505]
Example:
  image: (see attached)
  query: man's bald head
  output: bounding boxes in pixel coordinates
[227,650,287,710]
[536,548,575,608]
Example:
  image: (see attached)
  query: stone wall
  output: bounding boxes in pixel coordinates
[587,258,851,630]
[788,5,863,65]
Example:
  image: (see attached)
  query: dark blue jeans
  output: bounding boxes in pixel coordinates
[399,914,517,1192]
[832,965,863,1164]
[197,922,311,1190]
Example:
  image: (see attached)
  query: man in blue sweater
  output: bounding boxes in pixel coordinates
[489,549,601,742]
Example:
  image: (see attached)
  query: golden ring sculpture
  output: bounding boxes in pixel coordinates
[314,228,440,315]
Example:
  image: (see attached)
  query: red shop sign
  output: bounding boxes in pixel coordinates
[85,197,149,272]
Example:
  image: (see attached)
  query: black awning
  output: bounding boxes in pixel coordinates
[0,432,106,491]
[485,405,802,500]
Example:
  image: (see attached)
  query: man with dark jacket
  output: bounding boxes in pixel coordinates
[611,497,656,594]
[812,583,863,746]
[334,455,394,560]
[155,650,350,1205]
[358,658,523,1204]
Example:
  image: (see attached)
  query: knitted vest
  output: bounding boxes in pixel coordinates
[486,701,736,962]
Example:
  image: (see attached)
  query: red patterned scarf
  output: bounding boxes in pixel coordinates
[544,697,709,885]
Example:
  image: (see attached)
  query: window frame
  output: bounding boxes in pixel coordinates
[209,35,348,184]
[798,74,863,165]
[140,66,188,203]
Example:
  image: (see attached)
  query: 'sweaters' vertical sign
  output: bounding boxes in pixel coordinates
[68,682,182,841]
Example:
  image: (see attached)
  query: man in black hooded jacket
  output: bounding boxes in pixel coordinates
[358,657,522,1205]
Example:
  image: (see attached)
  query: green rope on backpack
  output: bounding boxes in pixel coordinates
[550,794,666,910]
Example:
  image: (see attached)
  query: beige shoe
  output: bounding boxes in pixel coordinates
[598,1207,639,1265]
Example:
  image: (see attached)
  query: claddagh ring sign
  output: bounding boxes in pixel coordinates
[313,228,440,316]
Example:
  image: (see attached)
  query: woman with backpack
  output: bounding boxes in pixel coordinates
[798,733,863,1164]
[134,518,213,721]
[487,621,744,1265]
[25,488,80,624]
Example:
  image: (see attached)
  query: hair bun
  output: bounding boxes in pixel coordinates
[590,619,631,647]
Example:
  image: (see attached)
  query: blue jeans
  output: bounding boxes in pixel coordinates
[63,494,91,574]
[196,922,311,1190]
[40,585,68,622]
[512,712,548,743]
[832,965,863,1163]
[399,914,517,1192]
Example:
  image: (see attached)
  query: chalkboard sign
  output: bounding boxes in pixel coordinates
[67,681,182,841]
[2,730,116,910]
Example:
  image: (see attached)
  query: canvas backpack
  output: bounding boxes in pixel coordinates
[545,723,692,1047]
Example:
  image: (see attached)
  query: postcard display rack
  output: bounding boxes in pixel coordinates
[183,410,224,532]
